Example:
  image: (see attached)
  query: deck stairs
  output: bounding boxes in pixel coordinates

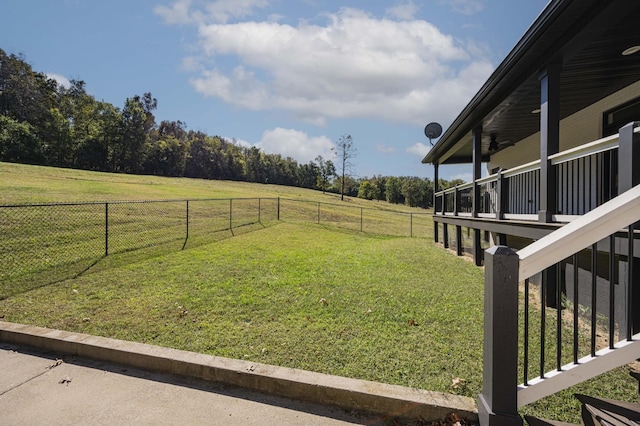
[524,371,640,425]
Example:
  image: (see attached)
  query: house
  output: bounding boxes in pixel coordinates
[423,0,640,311]
[421,0,640,424]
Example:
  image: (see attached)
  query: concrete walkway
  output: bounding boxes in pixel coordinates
[0,322,478,425]
[0,343,368,425]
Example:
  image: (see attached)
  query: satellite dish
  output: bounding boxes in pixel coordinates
[424,122,443,146]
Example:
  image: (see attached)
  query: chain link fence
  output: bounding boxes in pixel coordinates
[1,197,430,298]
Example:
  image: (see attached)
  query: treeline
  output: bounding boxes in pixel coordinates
[0,48,462,208]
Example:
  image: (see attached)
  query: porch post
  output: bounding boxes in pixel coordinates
[434,163,439,243]
[496,169,504,220]
[443,223,449,249]
[618,121,640,334]
[473,125,483,266]
[538,63,560,223]
[478,246,523,426]
[538,63,561,308]
[618,121,640,193]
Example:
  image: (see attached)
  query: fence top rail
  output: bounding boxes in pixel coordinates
[0,197,280,208]
[281,198,431,215]
[518,183,640,280]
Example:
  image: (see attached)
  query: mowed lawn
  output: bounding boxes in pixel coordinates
[2,161,639,423]
[0,222,485,395]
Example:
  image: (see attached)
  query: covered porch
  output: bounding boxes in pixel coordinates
[423,0,640,267]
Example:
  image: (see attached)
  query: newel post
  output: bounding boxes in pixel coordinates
[618,121,640,335]
[618,121,640,193]
[478,246,523,426]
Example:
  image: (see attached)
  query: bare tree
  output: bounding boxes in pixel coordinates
[331,134,356,201]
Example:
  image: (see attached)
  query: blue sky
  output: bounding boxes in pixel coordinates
[1,0,548,181]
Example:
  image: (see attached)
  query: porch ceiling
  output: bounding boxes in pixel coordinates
[423,0,640,165]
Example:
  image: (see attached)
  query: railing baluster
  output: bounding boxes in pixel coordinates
[524,278,530,385]
[589,155,593,211]
[596,152,601,206]
[573,253,579,364]
[571,159,580,214]
[581,157,586,214]
[609,234,615,349]
[591,242,597,356]
[557,260,562,371]
[541,271,546,378]
[629,224,634,341]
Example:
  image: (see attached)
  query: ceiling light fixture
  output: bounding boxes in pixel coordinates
[489,133,499,151]
[622,45,640,56]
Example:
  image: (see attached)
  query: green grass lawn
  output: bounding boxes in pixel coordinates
[0,223,486,395]
[1,162,638,424]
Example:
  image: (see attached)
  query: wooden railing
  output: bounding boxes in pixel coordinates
[434,127,640,222]
[476,122,640,425]
[480,184,640,425]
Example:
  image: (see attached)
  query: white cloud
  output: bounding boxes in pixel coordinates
[204,0,268,24]
[155,0,268,24]
[376,144,396,154]
[164,4,493,127]
[406,142,431,157]
[154,0,195,24]
[256,128,335,164]
[386,1,419,20]
[46,73,71,89]
[441,0,484,15]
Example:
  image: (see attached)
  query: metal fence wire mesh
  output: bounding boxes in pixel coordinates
[1,197,429,298]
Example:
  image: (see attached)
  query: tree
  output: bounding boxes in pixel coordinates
[357,180,380,200]
[314,155,335,194]
[0,115,44,164]
[331,134,356,201]
[401,177,434,208]
[298,161,319,189]
[385,176,403,204]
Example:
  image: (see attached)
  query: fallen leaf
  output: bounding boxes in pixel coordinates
[319,298,328,305]
[47,359,64,369]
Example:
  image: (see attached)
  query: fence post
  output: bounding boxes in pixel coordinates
[318,202,320,224]
[229,199,233,232]
[410,213,413,238]
[105,202,109,256]
[258,198,261,223]
[277,197,280,221]
[186,200,189,240]
[360,207,363,232]
[478,245,522,426]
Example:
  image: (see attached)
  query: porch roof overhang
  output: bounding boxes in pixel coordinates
[423,0,640,166]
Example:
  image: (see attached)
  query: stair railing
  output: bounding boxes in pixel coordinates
[478,122,640,426]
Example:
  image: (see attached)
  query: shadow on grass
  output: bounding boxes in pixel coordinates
[1,221,279,300]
